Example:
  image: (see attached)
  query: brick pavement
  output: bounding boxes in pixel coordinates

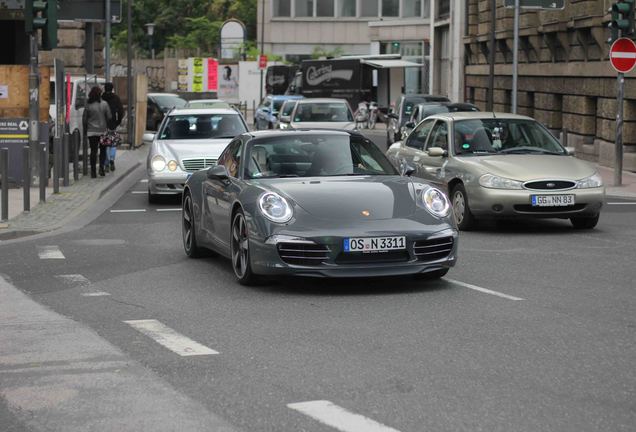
[0,148,146,239]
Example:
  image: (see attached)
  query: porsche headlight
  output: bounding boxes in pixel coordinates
[479,173,523,189]
[167,160,179,172]
[258,192,293,223]
[418,187,451,218]
[577,172,603,189]
[151,155,166,172]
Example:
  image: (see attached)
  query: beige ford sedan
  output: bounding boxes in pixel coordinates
[386,112,605,230]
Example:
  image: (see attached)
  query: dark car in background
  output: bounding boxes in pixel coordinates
[400,102,480,139]
[387,94,450,146]
[147,93,187,131]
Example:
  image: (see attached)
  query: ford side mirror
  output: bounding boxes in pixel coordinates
[400,160,416,177]
[565,146,576,156]
[427,147,447,157]
[405,121,415,129]
[207,164,229,181]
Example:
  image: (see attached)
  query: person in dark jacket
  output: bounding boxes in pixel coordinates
[101,82,124,171]
[82,86,111,177]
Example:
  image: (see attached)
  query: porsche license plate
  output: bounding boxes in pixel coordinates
[531,194,575,207]
[344,236,406,253]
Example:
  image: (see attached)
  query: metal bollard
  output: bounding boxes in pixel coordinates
[82,134,88,176]
[39,143,46,203]
[62,132,70,187]
[72,130,80,181]
[23,146,30,212]
[53,137,60,194]
[1,148,8,221]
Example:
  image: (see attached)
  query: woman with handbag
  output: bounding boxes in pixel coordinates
[82,86,112,177]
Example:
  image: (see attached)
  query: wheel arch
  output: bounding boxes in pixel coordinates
[448,178,464,194]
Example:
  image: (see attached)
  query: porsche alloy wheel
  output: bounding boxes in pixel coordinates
[182,193,204,257]
[231,210,258,285]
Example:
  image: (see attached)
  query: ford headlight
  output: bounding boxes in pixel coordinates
[258,192,293,223]
[479,173,523,189]
[151,155,166,171]
[577,172,603,188]
[418,187,451,218]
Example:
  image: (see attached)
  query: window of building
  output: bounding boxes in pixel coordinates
[295,0,314,16]
[437,0,450,19]
[273,0,291,17]
[338,0,356,16]
[360,0,379,16]
[381,0,399,17]
[316,0,334,16]
[403,0,422,17]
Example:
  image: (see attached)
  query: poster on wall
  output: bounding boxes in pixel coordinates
[207,58,218,92]
[217,64,239,101]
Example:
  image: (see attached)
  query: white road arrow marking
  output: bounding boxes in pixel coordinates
[37,246,65,260]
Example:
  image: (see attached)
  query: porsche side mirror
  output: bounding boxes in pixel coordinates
[400,161,416,177]
[427,147,447,157]
[207,165,229,181]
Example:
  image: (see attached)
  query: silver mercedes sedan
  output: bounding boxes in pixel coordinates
[386,112,605,230]
[146,107,249,203]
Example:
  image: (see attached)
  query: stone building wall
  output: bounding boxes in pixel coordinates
[38,21,104,75]
[464,0,636,171]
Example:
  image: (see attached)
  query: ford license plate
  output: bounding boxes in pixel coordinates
[344,236,406,253]
[531,195,575,207]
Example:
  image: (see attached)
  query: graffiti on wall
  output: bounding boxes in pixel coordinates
[110,63,166,91]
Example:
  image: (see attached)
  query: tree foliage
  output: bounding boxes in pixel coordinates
[112,0,257,57]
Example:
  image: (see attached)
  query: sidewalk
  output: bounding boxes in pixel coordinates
[596,164,636,199]
[0,147,146,240]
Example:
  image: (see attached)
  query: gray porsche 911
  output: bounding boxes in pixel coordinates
[182,129,458,285]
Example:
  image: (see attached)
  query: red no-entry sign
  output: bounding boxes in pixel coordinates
[258,54,268,70]
[610,38,636,74]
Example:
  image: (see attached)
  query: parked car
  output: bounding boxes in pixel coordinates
[254,95,304,130]
[387,94,450,145]
[288,98,355,130]
[146,107,249,203]
[182,129,458,285]
[275,99,299,129]
[185,99,232,109]
[401,102,480,139]
[386,112,605,230]
[147,93,187,131]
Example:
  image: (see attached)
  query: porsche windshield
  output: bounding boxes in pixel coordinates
[245,135,398,178]
[159,114,246,140]
[453,118,566,155]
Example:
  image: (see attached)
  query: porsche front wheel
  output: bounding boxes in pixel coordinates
[231,209,259,285]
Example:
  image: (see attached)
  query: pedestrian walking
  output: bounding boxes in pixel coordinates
[101,82,124,172]
[82,86,112,177]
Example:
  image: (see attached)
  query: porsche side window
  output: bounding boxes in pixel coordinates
[406,118,435,150]
[427,121,449,151]
[223,140,242,178]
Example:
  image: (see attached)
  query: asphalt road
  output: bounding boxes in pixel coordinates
[1,142,635,431]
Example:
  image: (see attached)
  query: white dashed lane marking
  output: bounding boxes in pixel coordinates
[110,209,147,213]
[288,400,401,432]
[140,179,149,183]
[446,278,524,301]
[607,202,636,205]
[124,319,219,356]
[56,274,90,285]
[81,291,111,297]
[37,246,65,260]
[131,191,147,194]
[156,208,181,212]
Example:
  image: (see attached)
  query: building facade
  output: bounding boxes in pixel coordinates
[464,0,636,171]
[259,0,467,103]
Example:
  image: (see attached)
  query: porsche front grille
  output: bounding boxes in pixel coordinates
[182,158,217,173]
[277,243,330,266]
[413,237,454,262]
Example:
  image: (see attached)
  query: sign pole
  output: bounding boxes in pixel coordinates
[615,72,624,186]
[105,0,111,82]
[512,0,520,114]
[28,33,40,182]
[259,0,265,103]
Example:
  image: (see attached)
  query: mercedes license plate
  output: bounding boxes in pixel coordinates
[344,236,406,253]
[531,194,575,207]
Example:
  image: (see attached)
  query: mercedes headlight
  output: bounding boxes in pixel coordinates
[577,172,603,189]
[417,187,451,218]
[479,173,523,189]
[151,155,166,171]
[167,160,179,172]
[258,192,293,223]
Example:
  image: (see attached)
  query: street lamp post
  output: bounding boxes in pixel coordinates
[145,23,155,60]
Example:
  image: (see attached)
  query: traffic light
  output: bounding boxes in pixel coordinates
[609,0,635,43]
[24,0,58,50]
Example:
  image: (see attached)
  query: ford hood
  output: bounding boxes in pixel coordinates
[459,155,597,181]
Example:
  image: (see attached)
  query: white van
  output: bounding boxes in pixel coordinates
[49,75,105,141]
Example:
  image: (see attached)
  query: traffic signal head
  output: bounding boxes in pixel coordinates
[24,0,58,50]
[610,0,635,39]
